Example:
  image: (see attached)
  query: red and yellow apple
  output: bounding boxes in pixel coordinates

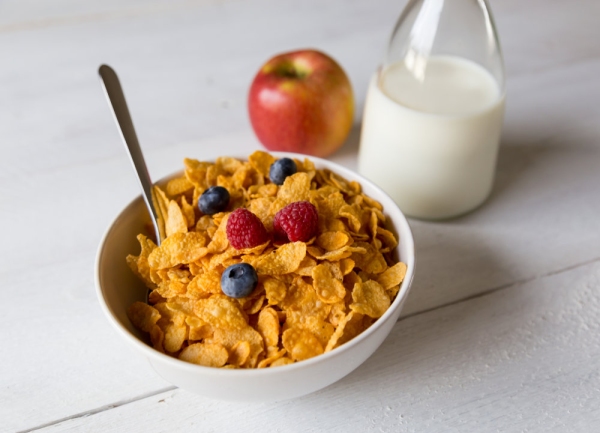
[248,49,354,158]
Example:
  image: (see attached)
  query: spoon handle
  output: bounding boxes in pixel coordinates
[98,64,163,245]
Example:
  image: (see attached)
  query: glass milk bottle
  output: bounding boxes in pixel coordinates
[358,0,505,220]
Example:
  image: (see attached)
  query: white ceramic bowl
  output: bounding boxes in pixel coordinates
[95,152,415,402]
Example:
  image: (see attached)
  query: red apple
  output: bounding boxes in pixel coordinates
[248,49,354,157]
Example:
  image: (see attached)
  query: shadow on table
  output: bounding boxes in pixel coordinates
[334,124,590,321]
[488,136,546,203]
[334,123,362,159]
[327,127,542,317]
[331,123,590,325]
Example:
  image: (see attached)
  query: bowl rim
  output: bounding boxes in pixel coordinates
[95,151,415,376]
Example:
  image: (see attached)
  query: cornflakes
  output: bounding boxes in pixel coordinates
[126,151,406,369]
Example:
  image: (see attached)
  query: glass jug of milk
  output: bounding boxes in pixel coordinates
[358,0,505,220]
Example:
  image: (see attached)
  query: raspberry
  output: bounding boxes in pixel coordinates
[226,208,269,249]
[274,201,319,242]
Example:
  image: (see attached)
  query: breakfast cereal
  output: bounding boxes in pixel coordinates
[126,151,406,368]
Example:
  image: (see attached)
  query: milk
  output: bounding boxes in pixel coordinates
[358,56,505,219]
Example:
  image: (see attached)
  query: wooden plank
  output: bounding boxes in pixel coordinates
[0,253,173,432]
[35,260,600,432]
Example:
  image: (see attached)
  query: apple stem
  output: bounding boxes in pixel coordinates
[276,63,306,80]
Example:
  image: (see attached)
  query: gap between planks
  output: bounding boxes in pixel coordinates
[400,254,600,321]
[15,386,177,433]
[18,254,600,433]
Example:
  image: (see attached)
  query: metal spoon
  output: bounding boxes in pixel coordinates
[98,64,163,245]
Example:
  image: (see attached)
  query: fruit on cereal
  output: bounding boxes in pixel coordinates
[221,263,259,299]
[198,186,230,215]
[126,151,407,369]
[226,208,269,249]
[273,201,318,242]
[269,157,297,185]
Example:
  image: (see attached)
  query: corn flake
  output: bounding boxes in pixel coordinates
[270,357,294,367]
[375,262,407,290]
[282,328,324,361]
[256,279,283,308]
[350,280,391,318]
[257,349,287,368]
[257,307,280,352]
[166,176,194,196]
[148,232,208,269]
[255,242,306,275]
[193,295,247,330]
[248,150,275,177]
[179,343,229,367]
[228,340,251,367]
[127,302,160,332]
[212,327,264,368]
[312,264,345,304]
[316,231,350,251]
[126,235,157,288]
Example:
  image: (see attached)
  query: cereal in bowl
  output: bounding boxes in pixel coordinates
[126,151,406,368]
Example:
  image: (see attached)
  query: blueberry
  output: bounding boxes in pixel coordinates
[220,263,258,298]
[198,186,230,215]
[269,158,297,185]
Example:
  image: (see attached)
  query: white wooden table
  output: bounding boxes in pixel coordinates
[2,0,600,431]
